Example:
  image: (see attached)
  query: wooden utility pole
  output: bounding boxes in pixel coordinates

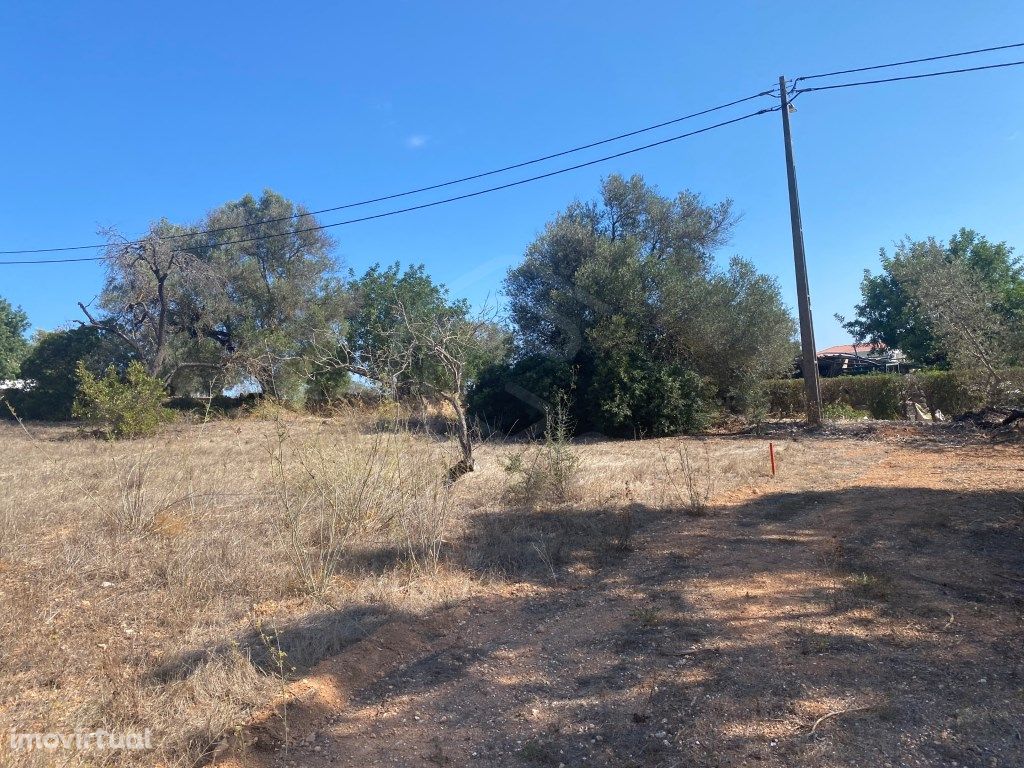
[779,75,822,425]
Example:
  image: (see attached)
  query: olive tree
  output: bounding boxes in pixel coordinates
[79,191,346,401]
[312,263,504,480]
[497,174,795,435]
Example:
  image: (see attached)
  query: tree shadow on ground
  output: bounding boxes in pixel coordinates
[152,604,398,683]
[199,485,1023,767]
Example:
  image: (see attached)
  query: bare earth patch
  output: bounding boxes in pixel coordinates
[2,418,1022,767]
[216,426,1022,768]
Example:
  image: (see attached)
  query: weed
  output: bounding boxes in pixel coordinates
[270,419,453,596]
[426,736,451,766]
[253,618,295,749]
[819,535,847,611]
[630,606,663,628]
[798,632,832,655]
[668,445,713,516]
[824,402,869,421]
[501,394,581,509]
[850,571,892,601]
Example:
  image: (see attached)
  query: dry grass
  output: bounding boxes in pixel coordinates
[0,410,477,767]
[0,413,865,767]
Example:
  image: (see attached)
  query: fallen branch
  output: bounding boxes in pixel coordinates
[810,705,875,735]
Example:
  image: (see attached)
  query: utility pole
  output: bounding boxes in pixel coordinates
[779,75,822,425]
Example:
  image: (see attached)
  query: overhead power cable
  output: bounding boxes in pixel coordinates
[0,89,775,257]
[794,41,1024,83]
[4,42,1024,265]
[0,107,778,266]
[794,59,1024,94]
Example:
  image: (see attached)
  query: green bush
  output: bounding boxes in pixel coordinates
[583,338,711,437]
[765,379,805,416]
[767,374,907,420]
[648,366,712,435]
[820,374,906,420]
[467,354,574,435]
[73,361,173,439]
[823,401,869,421]
[766,368,1024,422]
[909,370,981,418]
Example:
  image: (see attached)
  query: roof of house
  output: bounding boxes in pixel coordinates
[817,342,888,357]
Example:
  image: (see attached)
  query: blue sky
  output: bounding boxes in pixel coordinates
[2,1,1022,347]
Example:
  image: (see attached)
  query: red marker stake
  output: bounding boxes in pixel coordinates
[769,442,776,476]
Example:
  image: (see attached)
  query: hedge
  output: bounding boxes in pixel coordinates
[821,374,905,419]
[765,368,1024,420]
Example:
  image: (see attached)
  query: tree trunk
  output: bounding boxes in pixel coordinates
[443,392,475,485]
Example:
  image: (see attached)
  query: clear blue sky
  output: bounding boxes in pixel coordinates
[2,1,1022,347]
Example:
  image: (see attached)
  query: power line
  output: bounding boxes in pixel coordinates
[0,107,778,266]
[0,89,775,257]
[794,41,1024,83]
[794,59,1024,94]
[5,43,1024,265]
[0,254,111,266]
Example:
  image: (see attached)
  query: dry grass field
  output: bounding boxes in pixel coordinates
[1,414,1022,767]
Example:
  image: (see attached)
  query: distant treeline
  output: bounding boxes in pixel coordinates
[3,178,1022,437]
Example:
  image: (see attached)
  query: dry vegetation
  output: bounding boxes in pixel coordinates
[0,409,471,767]
[1,414,1022,767]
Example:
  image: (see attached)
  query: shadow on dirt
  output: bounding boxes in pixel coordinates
[152,604,399,683]
[191,485,1023,766]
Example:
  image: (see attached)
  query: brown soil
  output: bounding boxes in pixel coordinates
[216,428,1024,768]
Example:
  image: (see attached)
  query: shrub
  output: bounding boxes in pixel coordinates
[769,375,906,419]
[73,361,173,439]
[676,446,713,516]
[731,375,771,425]
[820,374,906,420]
[501,394,582,508]
[823,401,869,421]
[767,368,1024,422]
[467,354,574,435]
[999,367,1024,407]
[765,379,805,416]
[586,354,710,437]
[632,365,710,436]
[909,370,981,418]
[304,366,351,410]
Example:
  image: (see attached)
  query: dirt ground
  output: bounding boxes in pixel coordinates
[215,425,1024,768]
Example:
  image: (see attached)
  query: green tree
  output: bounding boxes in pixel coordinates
[843,229,1023,364]
[80,190,346,403]
[14,326,132,420]
[316,263,505,478]
[891,243,1018,402]
[343,263,464,398]
[199,190,345,401]
[500,174,795,436]
[0,297,30,380]
[467,354,573,434]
